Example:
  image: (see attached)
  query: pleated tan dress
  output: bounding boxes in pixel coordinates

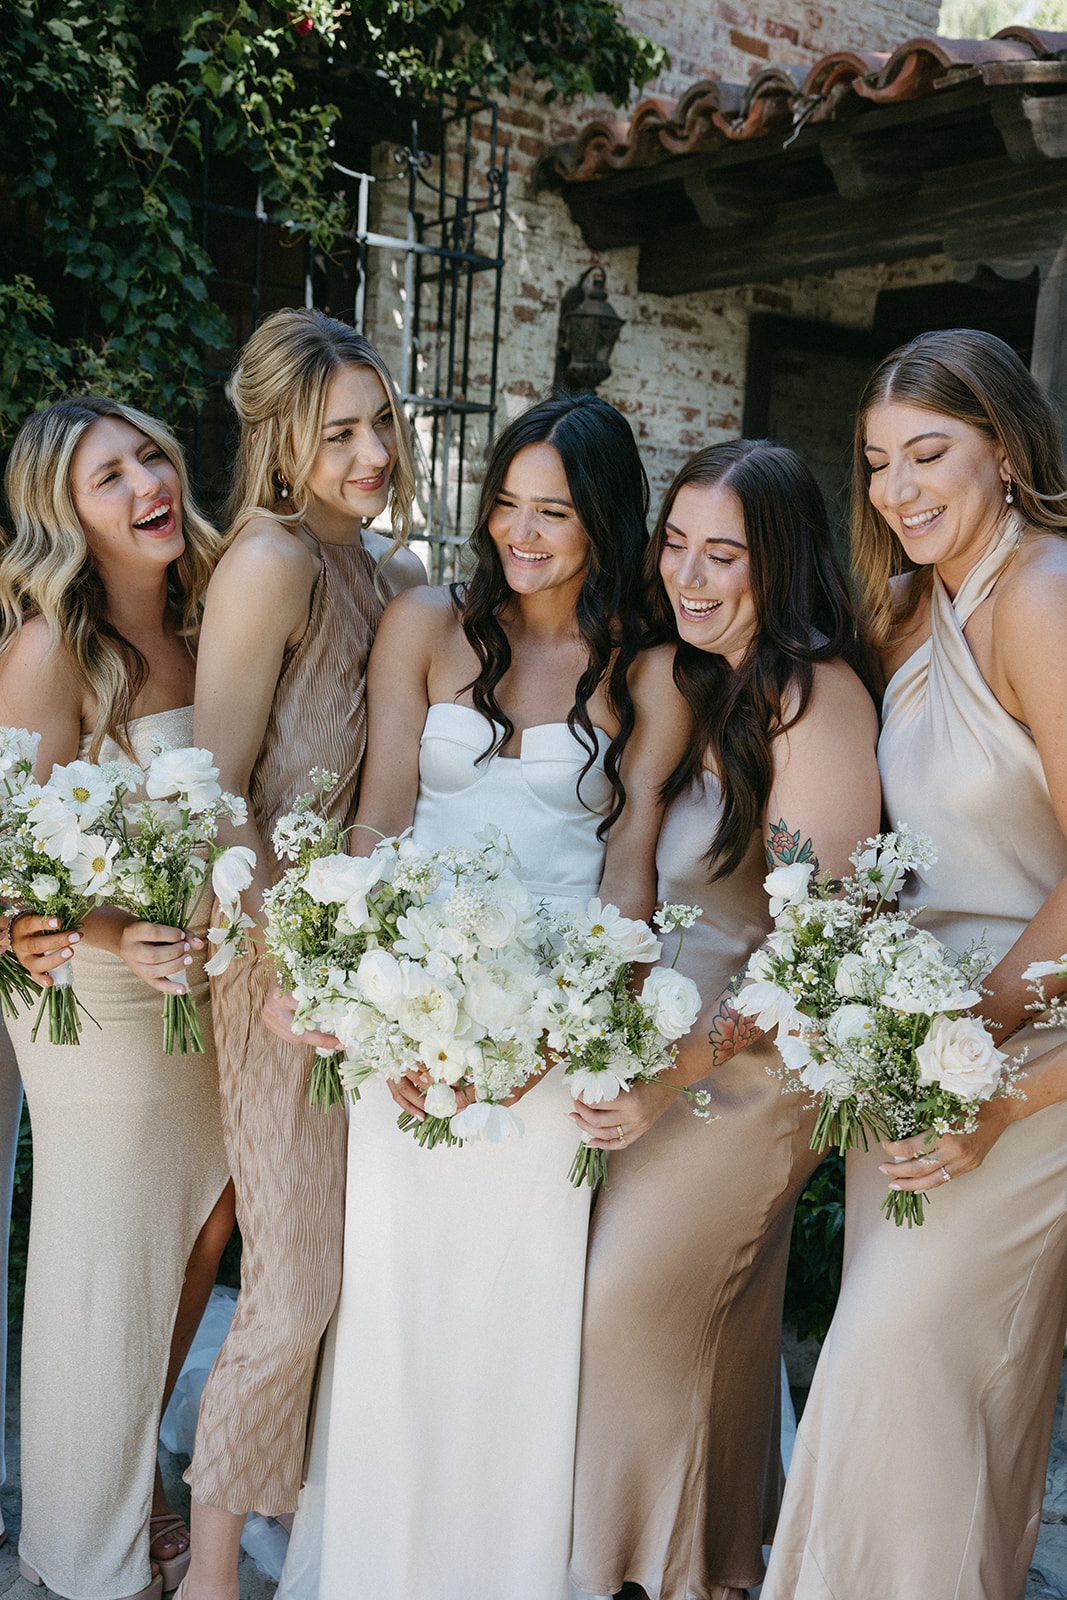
[8,706,230,1600]
[187,534,384,1516]
[571,773,824,1600]
[763,520,1067,1600]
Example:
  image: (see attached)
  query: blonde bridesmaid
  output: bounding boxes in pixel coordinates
[180,308,423,1600]
[763,330,1067,1600]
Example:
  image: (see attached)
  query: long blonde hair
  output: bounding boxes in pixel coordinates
[0,395,222,760]
[851,328,1067,650]
[224,308,415,562]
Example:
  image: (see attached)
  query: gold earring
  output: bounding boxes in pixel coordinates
[1005,476,1015,505]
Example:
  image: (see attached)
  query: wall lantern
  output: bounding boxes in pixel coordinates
[553,265,624,393]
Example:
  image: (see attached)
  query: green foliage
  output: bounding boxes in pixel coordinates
[784,1153,845,1343]
[0,1,665,449]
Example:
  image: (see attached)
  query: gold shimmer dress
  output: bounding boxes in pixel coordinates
[187,534,384,1516]
[763,521,1067,1600]
[8,706,230,1600]
[570,773,823,1600]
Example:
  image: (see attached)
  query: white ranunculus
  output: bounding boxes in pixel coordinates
[763,862,813,919]
[212,845,256,916]
[451,1101,525,1143]
[304,853,379,908]
[765,927,797,961]
[356,948,406,1018]
[29,873,60,899]
[145,747,221,813]
[398,981,461,1046]
[834,952,869,998]
[67,834,120,893]
[463,963,531,1032]
[915,1013,1006,1100]
[825,1003,876,1047]
[640,966,700,1040]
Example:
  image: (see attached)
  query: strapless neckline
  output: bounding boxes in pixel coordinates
[423,702,610,761]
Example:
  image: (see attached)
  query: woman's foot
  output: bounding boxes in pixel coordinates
[150,1462,192,1591]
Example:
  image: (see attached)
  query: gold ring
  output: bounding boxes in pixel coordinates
[616,1125,626,1144]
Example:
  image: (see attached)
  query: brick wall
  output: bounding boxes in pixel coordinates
[363,0,948,537]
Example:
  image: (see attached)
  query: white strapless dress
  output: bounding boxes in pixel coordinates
[279,703,611,1600]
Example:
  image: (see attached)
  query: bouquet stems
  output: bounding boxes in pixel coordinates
[810,1096,870,1155]
[396,1111,462,1149]
[569,1142,608,1191]
[881,1187,926,1228]
[0,952,40,1021]
[307,1050,348,1111]
[31,957,93,1046]
[162,972,205,1056]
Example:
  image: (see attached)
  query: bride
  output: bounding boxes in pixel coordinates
[275,392,690,1599]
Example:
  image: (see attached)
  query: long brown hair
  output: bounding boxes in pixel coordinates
[648,439,866,880]
[0,396,221,759]
[852,328,1067,650]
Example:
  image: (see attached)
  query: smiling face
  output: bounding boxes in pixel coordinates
[486,441,590,602]
[863,400,1011,591]
[69,416,184,581]
[658,479,757,667]
[303,363,398,541]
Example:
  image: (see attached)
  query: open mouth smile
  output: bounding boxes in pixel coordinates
[509,547,552,565]
[678,595,722,619]
[900,506,946,530]
[132,500,175,535]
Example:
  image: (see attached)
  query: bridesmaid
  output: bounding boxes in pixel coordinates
[569,440,881,1600]
[0,396,235,1599]
[762,330,1067,1600]
[181,307,423,1600]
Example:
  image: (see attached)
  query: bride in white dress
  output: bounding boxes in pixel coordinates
[275,393,690,1600]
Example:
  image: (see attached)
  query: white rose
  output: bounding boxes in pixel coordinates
[640,966,700,1041]
[145,747,221,813]
[304,854,380,910]
[356,948,406,1018]
[398,980,461,1045]
[463,963,531,1032]
[763,862,813,919]
[834,952,868,998]
[825,1003,876,1047]
[29,874,60,899]
[915,1013,1006,1100]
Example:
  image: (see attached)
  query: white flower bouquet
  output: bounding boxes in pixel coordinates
[736,827,1021,1226]
[0,741,138,1043]
[263,786,546,1145]
[1023,953,1067,1033]
[106,747,255,1053]
[534,900,709,1189]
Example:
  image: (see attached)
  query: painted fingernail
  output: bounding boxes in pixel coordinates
[48,919,59,929]
[62,949,73,960]
[69,932,81,943]
[888,1183,901,1191]
[183,941,190,952]
[183,955,192,966]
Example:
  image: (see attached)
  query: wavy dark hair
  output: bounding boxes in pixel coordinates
[457,393,650,836]
[852,328,1067,651]
[647,438,867,879]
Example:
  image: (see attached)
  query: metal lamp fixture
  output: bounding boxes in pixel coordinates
[553,265,624,393]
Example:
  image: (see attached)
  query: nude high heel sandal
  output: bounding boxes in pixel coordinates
[19,1554,163,1598]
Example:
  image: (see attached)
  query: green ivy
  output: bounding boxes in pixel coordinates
[784,1153,845,1343]
[0,1,666,447]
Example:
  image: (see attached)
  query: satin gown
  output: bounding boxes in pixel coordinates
[279,702,611,1600]
[763,519,1067,1600]
[7,707,230,1599]
[571,774,823,1600]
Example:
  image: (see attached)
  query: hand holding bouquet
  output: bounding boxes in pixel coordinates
[534,899,708,1189]
[736,827,1021,1225]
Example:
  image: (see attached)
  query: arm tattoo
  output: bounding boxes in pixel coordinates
[765,818,820,873]
[707,985,764,1068]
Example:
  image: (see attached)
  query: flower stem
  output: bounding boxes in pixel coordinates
[396,1111,462,1149]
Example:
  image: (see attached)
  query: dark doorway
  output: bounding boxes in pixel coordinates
[741,270,1041,553]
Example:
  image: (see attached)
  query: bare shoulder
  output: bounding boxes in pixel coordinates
[361,531,428,595]
[0,616,81,697]
[789,657,879,743]
[374,582,457,645]
[995,532,1067,630]
[216,517,320,586]
[626,640,679,701]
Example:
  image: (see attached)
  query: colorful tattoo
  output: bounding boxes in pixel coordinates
[706,986,763,1069]
[766,818,820,872]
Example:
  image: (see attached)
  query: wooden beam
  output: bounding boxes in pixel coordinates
[1031,230,1067,442]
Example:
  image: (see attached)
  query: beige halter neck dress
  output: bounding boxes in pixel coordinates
[187,533,384,1516]
[571,773,823,1600]
[763,520,1067,1600]
[7,706,230,1600]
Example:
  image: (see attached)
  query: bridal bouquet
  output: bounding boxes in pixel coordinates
[0,728,44,1019]
[107,747,255,1053]
[1024,952,1067,1031]
[534,899,708,1189]
[264,783,546,1144]
[0,740,138,1043]
[736,827,1021,1226]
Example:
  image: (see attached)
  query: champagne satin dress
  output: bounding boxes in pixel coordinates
[571,772,823,1600]
[187,535,384,1515]
[763,520,1067,1600]
[7,706,230,1600]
